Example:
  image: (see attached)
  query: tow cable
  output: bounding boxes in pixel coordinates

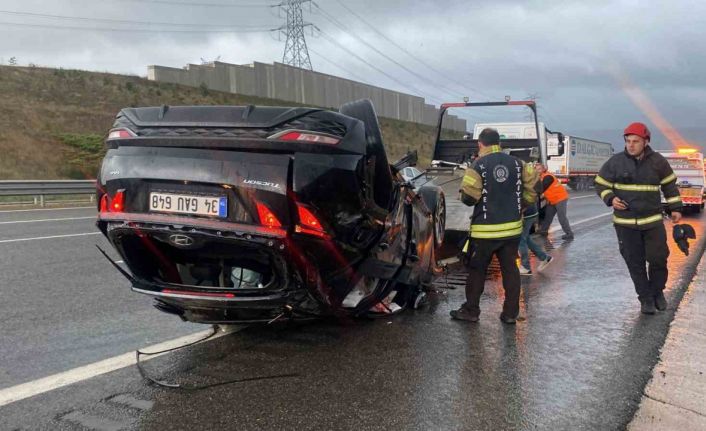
[136,325,221,389]
[136,322,299,390]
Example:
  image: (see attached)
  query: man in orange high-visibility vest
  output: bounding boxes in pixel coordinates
[536,164,574,240]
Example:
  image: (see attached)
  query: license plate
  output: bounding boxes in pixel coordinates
[149,192,227,217]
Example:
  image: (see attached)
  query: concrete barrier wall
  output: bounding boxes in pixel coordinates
[147,61,466,131]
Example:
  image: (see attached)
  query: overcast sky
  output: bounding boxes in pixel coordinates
[3,0,705,148]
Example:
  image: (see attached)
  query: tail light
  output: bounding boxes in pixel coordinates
[111,190,125,212]
[270,130,340,145]
[107,128,136,139]
[255,201,282,228]
[295,203,330,239]
[100,194,109,212]
[99,189,126,213]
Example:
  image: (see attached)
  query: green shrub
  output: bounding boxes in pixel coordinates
[199,82,209,96]
[57,133,104,153]
[56,133,106,177]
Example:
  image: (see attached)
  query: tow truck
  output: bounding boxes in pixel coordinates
[429,100,559,256]
[658,148,705,213]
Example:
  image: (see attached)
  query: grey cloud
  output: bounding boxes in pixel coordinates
[3,0,705,146]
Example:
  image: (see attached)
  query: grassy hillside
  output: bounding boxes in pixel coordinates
[0,65,442,179]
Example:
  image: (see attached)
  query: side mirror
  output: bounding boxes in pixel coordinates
[557,133,565,157]
[546,130,566,157]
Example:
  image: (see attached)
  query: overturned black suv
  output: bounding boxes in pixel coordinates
[96,99,445,324]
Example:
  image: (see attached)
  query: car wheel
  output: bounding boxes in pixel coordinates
[418,187,445,250]
[339,99,393,210]
[433,193,446,249]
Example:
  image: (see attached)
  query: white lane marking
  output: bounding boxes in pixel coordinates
[0,206,94,214]
[570,194,596,200]
[0,216,95,225]
[116,260,124,264]
[548,212,611,233]
[0,232,101,244]
[0,326,238,408]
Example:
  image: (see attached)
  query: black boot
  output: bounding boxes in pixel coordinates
[640,297,657,315]
[655,291,667,311]
[499,314,517,324]
[450,307,479,322]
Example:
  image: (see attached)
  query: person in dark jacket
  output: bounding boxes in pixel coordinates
[594,122,682,314]
[450,128,538,324]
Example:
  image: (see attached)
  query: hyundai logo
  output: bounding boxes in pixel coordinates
[169,234,195,247]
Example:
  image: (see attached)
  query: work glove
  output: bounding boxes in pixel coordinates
[672,223,696,256]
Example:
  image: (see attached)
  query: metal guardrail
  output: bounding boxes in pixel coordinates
[0,180,96,207]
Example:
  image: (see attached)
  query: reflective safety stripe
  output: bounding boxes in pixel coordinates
[600,189,613,200]
[613,183,660,192]
[462,175,477,187]
[665,195,682,204]
[478,145,502,156]
[613,213,663,226]
[660,173,677,185]
[471,226,524,239]
[471,220,523,232]
[595,176,614,187]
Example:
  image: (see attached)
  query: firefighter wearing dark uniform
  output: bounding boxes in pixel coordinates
[450,128,538,324]
[594,122,683,314]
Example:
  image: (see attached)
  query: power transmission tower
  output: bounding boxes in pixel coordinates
[278,0,313,70]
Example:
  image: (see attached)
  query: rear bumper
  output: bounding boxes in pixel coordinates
[133,285,298,324]
[97,211,360,322]
[98,211,286,238]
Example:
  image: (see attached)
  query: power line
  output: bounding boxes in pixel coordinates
[308,47,371,85]
[313,4,502,115]
[313,3,458,102]
[0,21,273,33]
[318,31,443,105]
[108,0,269,7]
[0,9,273,28]
[330,0,495,101]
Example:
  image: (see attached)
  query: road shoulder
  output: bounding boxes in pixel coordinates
[629,255,706,430]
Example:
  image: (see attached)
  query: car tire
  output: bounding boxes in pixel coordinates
[418,187,446,249]
[339,99,393,210]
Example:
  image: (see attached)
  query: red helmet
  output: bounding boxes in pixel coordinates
[624,122,651,141]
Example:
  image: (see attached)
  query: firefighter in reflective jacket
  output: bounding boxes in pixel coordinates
[594,122,683,315]
[450,128,538,324]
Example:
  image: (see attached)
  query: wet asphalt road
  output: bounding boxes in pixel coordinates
[0,207,202,390]
[0,193,705,430]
